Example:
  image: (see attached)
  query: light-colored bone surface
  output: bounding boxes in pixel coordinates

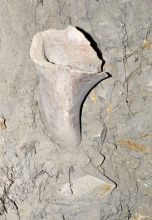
[30,26,107,147]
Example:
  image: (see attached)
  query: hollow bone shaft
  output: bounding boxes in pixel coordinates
[30,26,107,147]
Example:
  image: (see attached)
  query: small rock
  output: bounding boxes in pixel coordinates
[142,39,151,49]
[0,116,6,130]
[105,105,112,112]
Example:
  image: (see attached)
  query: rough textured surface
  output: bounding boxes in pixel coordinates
[0,0,152,219]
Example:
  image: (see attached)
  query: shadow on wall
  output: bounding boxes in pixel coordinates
[76,26,106,72]
[76,27,117,190]
[76,27,112,134]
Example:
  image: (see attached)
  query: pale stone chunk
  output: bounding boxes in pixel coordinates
[56,175,115,201]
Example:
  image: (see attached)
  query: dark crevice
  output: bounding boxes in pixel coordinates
[68,166,74,194]
[2,184,20,219]
[0,198,7,215]
[100,123,107,147]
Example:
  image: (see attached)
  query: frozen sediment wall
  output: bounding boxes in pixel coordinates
[0,0,152,219]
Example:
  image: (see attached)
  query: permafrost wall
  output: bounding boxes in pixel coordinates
[0,0,152,219]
